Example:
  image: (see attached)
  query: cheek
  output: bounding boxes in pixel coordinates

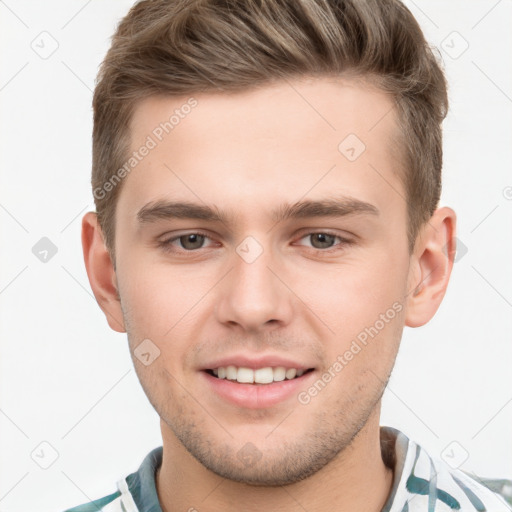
[117,255,217,340]
[307,255,407,325]
[296,251,408,372]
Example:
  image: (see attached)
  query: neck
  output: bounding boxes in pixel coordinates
[156,407,394,512]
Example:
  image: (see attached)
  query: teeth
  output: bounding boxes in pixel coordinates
[273,366,286,381]
[285,368,297,380]
[226,365,237,380]
[254,367,273,384]
[237,367,254,383]
[210,365,309,384]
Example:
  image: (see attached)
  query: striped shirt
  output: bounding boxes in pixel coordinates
[63,426,512,512]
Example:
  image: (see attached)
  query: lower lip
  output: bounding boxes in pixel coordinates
[200,370,315,409]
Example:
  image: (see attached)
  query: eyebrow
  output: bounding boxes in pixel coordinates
[136,196,379,226]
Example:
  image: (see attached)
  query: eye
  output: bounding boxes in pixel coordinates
[296,232,351,251]
[158,230,352,254]
[159,232,215,252]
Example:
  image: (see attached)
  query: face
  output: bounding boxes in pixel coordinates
[113,77,413,485]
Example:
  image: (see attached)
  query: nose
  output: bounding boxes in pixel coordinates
[215,239,293,333]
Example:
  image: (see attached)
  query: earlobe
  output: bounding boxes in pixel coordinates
[81,212,126,333]
[404,207,457,328]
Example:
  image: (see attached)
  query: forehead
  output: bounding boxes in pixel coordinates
[130,76,398,149]
[119,77,403,224]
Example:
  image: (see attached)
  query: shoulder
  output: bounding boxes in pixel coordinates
[414,444,512,511]
[61,446,163,512]
[476,477,512,505]
[455,471,512,509]
[382,427,512,512]
[62,490,122,512]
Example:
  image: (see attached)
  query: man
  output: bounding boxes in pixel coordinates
[65,0,511,510]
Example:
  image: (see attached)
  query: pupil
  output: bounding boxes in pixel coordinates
[312,233,334,249]
[181,234,204,250]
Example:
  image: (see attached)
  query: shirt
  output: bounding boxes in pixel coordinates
[62,426,512,512]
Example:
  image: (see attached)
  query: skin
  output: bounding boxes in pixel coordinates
[82,77,456,512]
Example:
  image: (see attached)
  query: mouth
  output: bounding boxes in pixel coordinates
[204,366,315,385]
[201,363,317,409]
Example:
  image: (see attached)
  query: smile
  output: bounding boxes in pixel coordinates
[207,366,314,384]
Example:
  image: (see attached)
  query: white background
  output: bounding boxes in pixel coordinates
[0,1,511,511]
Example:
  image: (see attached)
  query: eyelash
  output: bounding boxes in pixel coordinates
[157,230,353,254]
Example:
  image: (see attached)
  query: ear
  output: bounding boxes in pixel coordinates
[405,207,457,328]
[81,212,126,333]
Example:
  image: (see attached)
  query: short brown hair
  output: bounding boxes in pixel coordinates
[92,0,448,260]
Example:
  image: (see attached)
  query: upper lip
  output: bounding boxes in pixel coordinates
[201,354,315,371]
